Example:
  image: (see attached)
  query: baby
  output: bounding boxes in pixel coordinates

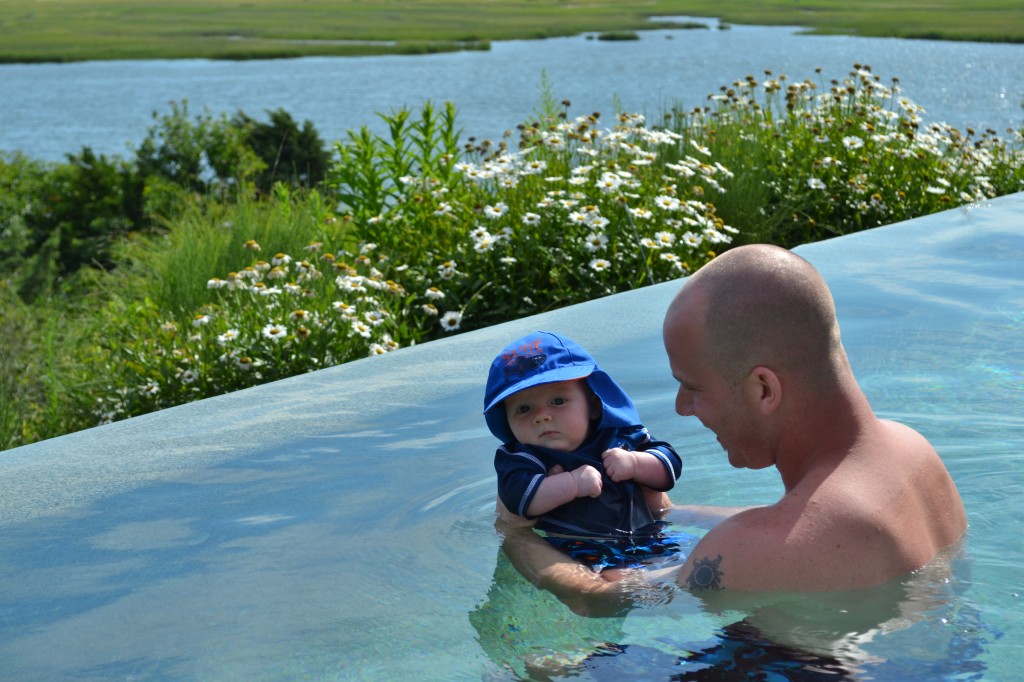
[484,331,683,578]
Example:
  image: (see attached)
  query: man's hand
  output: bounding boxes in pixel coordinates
[495,498,537,530]
[602,447,638,482]
[571,464,602,498]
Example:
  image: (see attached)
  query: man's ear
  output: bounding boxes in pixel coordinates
[746,366,782,416]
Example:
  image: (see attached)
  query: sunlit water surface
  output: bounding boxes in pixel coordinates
[1,17,1022,161]
[1,194,1021,679]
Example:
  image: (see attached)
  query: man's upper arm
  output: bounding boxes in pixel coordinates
[678,510,782,592]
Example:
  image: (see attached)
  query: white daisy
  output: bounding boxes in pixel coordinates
[584,233,608,252]
[483,202,509,219]
[261,323,288,342]
[440,311,463,332]
[842,135,864,150]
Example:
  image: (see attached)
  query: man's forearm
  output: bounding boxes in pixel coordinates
[666,503,756,528]
[498,525,630,617]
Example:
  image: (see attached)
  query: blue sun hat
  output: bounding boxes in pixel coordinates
[483,331,641,443]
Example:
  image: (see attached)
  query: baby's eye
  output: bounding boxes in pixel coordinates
[551,397,566,406]
[515,404,531,415]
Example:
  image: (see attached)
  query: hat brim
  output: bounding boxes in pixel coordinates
[483,364,594,414]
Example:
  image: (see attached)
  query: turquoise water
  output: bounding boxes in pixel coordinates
[0,194,1022,679]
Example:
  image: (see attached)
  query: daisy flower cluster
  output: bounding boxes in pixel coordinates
[94,237,454,423]
[339,105,736,332]
[686,64,1024,240]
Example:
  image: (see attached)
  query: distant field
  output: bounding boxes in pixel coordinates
[1,0,1021,62]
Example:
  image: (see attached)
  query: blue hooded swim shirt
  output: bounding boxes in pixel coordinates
[484,331,682,538]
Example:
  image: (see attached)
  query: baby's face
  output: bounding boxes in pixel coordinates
[504,379,593,451]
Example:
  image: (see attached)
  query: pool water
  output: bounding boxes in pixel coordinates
[0,194,1022,680]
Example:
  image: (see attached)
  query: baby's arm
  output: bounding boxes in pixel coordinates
[525,465,602,517]
[602,448,673,490]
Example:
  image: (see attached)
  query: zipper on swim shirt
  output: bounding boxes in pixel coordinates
[619,440,636,537]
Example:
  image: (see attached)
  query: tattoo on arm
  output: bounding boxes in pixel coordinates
[686,554,724,590]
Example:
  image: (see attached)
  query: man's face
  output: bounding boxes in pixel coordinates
[664,292,767,470]
[504,379,594,452]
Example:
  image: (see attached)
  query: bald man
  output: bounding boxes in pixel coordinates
[497,244,965,605]
[663,244,965,592]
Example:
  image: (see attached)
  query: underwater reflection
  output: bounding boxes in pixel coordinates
[472,539,996,680]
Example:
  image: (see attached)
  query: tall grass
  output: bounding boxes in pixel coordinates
[111,187,342,313]
[0,281,101,447]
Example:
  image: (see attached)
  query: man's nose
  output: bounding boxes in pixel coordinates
[675,389,694,417]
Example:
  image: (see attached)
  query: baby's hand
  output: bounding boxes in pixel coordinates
[571,464,602,498]
[602,447,638,482]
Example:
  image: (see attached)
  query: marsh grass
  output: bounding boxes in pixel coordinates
[1,0,1021,63]
[673,0,1024,43]
[0,0,693,62]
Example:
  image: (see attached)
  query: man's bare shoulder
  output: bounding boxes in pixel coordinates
[676,496,896,592]
[676,421,966,593]
[677,506,793,592]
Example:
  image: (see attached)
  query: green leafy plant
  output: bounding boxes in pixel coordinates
[4,65,1023,448]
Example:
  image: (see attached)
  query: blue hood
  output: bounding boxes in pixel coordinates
[483,331,641,443]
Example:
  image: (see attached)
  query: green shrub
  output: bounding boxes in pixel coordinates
[0,149,144,299]
[233,108,332,193]
[134,100,265,213]
[91,187,417,422]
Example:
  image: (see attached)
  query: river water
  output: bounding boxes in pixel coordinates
[1,17,1022,162]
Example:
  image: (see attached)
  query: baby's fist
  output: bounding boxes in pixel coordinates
[602,447,638,482]
[572,465,603,498]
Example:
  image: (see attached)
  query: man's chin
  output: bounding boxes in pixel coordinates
[724,447,750,469]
